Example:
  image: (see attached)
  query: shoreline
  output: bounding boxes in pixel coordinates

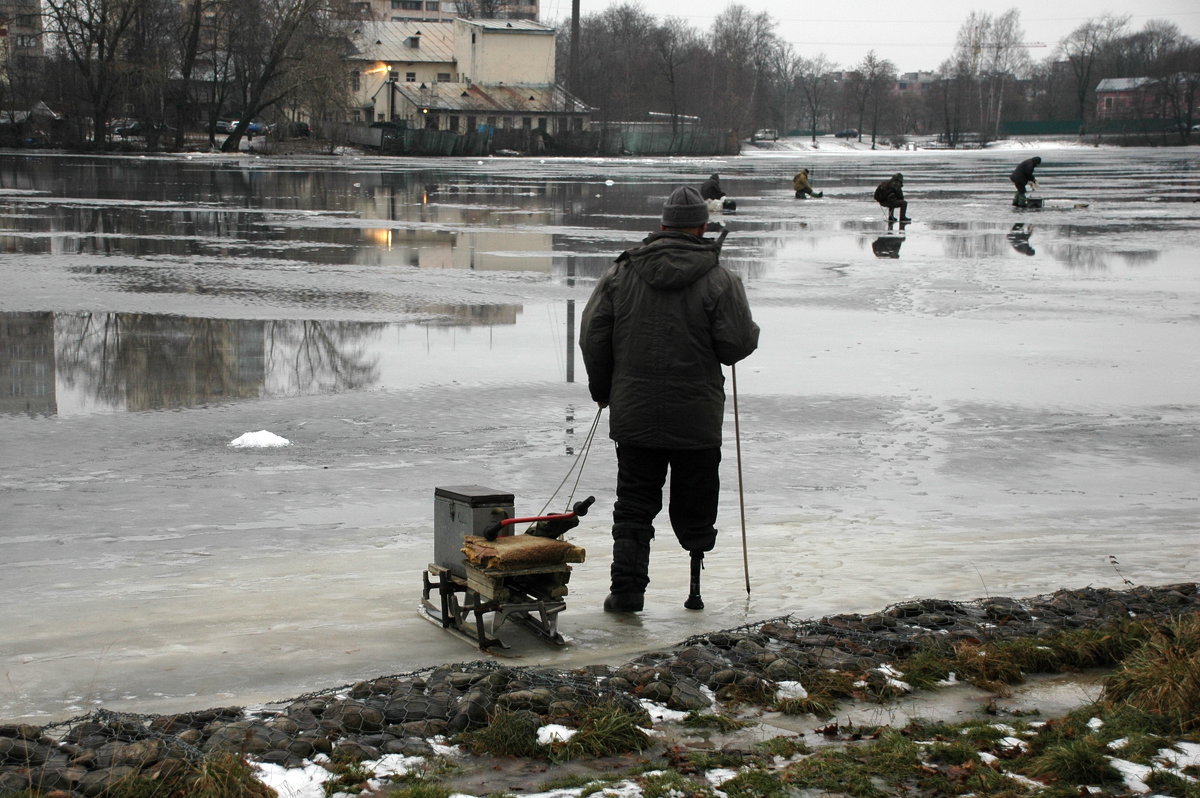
[2,582,1196,796]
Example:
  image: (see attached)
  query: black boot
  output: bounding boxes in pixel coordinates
[605,524,652,613]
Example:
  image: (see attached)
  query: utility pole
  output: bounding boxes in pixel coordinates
[569,0,580,92]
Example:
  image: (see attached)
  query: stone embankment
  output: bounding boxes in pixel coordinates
[1,583,1197,795]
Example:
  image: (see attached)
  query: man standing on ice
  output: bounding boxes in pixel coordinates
[580,186,760,613]
[1010,156,1041,207]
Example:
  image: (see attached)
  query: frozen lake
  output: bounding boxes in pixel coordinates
[1,145,1198,722]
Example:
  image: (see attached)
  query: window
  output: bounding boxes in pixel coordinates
[391,0,421,8]
[350,70,361,92]
[486,116,496,128]
[425,1,438,8]
[448,116,459,132]
[437,72,451,82]
[522,117,532,129]
[1104,97,1114,110]
[406,72,416,82]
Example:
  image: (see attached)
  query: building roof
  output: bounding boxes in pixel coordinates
[456,18,554,35]
[348,21,456,64]
[1095,77,1157,92]
[393,82,591,115]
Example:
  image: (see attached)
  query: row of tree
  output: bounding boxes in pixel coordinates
[5,0,1197,149]
[8,0,360,149]
[556,4,1200,145]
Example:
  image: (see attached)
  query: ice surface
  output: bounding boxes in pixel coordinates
[0,146,1197,722]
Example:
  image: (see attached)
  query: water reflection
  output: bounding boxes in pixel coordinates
[1007,223,1036,256]
[1,308,539,416]
[871,231,906,259]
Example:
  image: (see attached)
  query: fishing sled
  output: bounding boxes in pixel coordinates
[419,485,592,651]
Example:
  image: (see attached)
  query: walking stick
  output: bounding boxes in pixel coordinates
[732,363,750,594]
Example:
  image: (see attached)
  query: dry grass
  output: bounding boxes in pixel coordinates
[1103,615,1200,733]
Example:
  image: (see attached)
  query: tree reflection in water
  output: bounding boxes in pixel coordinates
[53,314,382,412]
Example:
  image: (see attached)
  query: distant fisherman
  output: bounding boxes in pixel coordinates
[1010,156,1041,207]
[874,173,911,223]
[792,168,823,199]
[699,173,725,201]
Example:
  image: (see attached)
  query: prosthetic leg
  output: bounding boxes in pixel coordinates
[684,552,704,610]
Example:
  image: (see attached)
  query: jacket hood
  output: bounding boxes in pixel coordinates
[619,231,720,289]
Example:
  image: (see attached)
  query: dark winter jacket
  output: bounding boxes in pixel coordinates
[699,174,725,200]
[580,231,760,450]
[1010,157,1041,186]
[874,175,905,207]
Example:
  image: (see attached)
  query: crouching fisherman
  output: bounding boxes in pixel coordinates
[793,168,824,198]
[580,186,760,612]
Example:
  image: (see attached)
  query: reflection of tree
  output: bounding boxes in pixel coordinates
[263,320,381,396]
[53,314,382,411]
[940,231,1010,260]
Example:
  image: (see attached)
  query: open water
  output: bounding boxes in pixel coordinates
[1,145,1197,722]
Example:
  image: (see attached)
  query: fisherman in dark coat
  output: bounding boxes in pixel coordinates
[874,173,911,222]
[580,186,760,613]
[699,173,725,200]
[1010,156,1041,207]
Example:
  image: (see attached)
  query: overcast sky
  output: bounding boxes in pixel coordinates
[539,0,1200,73]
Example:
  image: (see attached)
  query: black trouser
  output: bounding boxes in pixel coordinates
[614,444,721,551]
[609,444,722,594]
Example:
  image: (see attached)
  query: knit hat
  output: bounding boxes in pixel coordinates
[661,185,709,228]
[892,172,903,182]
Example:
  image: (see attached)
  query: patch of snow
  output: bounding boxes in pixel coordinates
[775,680,808,699]
[1157,741,1200,772]
[229,430,291,448]
[639,699,688,723]
[1109,756,1152,793]
[706,767,739,786]
[1088,717,1105,730]
[537,724,576,744]
[253,760,332,798]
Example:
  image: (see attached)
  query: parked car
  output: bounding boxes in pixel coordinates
[214,119,235,134]
[752,128,778,142]
[114,120,175,138]
[835,128,859,138]
[287,121,311,138]
[223,120,268,135]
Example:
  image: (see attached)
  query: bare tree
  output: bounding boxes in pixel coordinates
[219,0,357,151]
[981,9,1031,136]
[42,0,149,144]
[767,41,801,135]
[858,51,896,147]
[121,0,178,148]
[1152,36,1200,143]
[708,4,779,140]
[1058,14,1130,124]
[796,53,836,143]
[651,17,697,137]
